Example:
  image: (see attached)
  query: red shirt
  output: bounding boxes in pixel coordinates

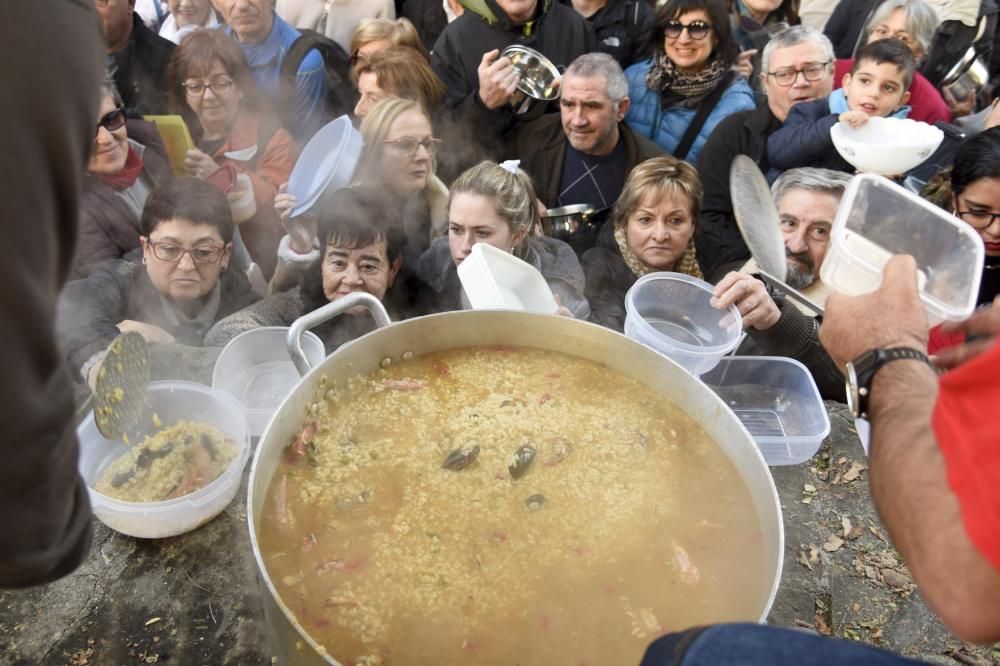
[932,340,1000,570]
[834,59,953,125]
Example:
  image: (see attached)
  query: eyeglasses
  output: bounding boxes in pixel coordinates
[663,20,713,41]
[383,136,442,157]
[956,209,1000,229]
[766,61,832,86]
[182,77,236,97]
[147,240,226,264]
[96,107,126,136]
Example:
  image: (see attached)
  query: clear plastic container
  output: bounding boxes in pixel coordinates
[76,381,250,539]
[624,272,743,375]
[820,173,984,326]
[212,327,325,436]
[701,357,830,465]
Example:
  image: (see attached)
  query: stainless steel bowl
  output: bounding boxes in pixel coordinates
[542,204,604,240]
[942,46,989,99]
[501,44,561,115]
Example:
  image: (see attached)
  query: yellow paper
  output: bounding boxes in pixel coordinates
[143,115,195,176]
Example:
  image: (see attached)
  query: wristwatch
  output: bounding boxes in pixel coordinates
[845,347,933,419]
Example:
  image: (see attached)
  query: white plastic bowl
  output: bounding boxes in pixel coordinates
[286,115,362,217]
[624,272,743,375]
[831,117,943,175]
[212,327,325,436]
[701,357,830,466]
[457,242,559,313]
[77,381,250,539]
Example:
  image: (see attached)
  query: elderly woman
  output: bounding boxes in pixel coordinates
[929,126,1000,355]
[207,187,428,352]
[158,0,220,44]
[625,0,755,164]
[417,161,590,318]
[58,177,259,387]
[73,76,172,280]
[829,0,951,123]
[353,45,446,118]
[350,17,428,70]
[167,29,297,281]
[582,156,702,331]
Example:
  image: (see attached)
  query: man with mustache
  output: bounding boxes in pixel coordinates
[710,167,850,400]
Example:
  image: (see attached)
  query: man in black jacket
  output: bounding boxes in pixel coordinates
[1,0,104,588]
[431,0,595,174]
[96,0,175,116]
[505,53,664,210]
[695,26,835,283]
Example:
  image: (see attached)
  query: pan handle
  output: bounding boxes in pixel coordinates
[286,293,393,376]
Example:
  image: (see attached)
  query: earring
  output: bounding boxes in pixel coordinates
[142,256,147,265]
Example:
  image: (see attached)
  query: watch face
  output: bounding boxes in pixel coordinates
[845,361,861,418]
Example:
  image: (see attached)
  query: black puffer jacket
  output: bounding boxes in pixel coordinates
[111,13,175,116]
[430,0,595,173]
[560,0,654,68]
[581,221,635,332]
[695,101,782,283]
[57,252,260,377]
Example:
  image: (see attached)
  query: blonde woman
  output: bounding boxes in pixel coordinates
[417,161,590,318]
[582,155,702,331]
[271,97,447,293]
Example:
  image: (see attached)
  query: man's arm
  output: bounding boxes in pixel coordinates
[820,256,1000,643]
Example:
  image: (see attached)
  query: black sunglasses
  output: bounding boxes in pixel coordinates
[663,20,713,40]
[97,107,126,136]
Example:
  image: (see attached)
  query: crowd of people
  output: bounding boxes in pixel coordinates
[6,0,1000,660]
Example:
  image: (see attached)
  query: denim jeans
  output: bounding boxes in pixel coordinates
[641,623,928,665]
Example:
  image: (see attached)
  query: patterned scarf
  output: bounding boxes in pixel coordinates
[95,146,144,190]
[644,52,729,99]
[614,224,703,280]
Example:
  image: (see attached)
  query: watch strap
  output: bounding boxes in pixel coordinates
[851,347,932,419]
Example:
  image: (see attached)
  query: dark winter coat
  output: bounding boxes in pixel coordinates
[71,119,172,280]
[765,96,855,175]
[695,101,782,283]
[111,13,176,116]
[580,221,636,332]
[505,113,665,208]
[560,0,654,68]
[57,253,260,377]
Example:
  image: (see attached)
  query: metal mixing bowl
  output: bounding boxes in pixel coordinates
[501,44,562,115]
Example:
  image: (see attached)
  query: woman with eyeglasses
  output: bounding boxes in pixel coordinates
[167,28,298,281]
[73,75,172,280]
[416,160,590,318]
[271,97,447,292]
[207,186,431,352]
[828,0,952,124]
[58,177,259,389]
[623,0,755,164]
[928,127,1000,354]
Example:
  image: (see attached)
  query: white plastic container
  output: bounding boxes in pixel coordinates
[212,327,325,436]
[624,272,743,375]
[820,173,984,326]
[701,357,830,465]
[77,381,251,539]
[457,242,559,313]
[286,115,362,217]
[831,117,943,175]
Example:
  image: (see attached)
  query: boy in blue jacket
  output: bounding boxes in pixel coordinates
[767,38,915,175]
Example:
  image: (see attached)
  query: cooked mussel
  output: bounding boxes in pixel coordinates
[509,444,536,479]
[442,445,480,471]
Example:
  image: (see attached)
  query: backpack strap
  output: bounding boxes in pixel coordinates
[673,71,733,162]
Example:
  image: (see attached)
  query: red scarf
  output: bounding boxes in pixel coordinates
[96,146,144,190]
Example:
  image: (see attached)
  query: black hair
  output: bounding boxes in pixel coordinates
[139,176,234,241]
[650,0,740,69]
[951,126,1000,198]
[851,38,917,90]
[299,186,408,313]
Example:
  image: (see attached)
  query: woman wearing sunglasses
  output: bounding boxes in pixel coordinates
[58,177,259,389]
[624,0,755,164]
[167,29,298,281]
[73,75,172,280]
